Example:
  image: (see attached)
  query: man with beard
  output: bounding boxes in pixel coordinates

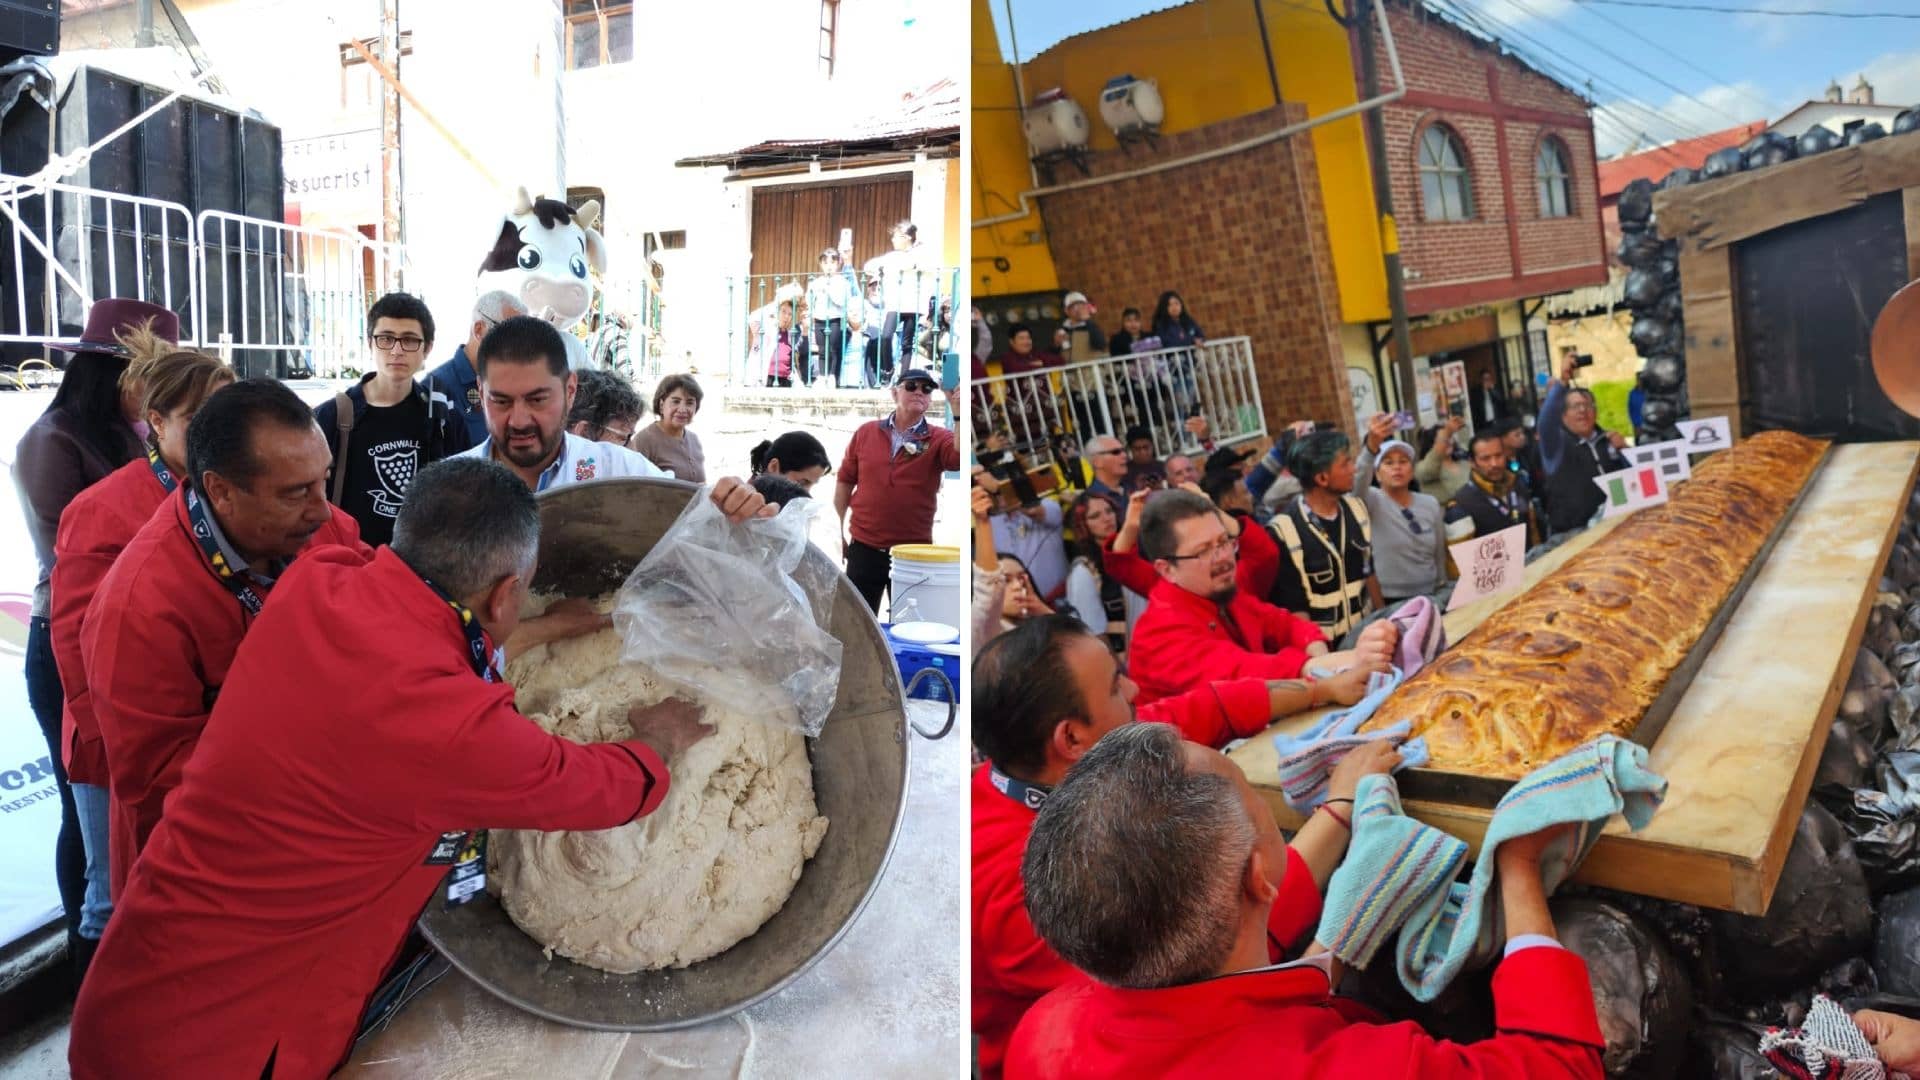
[1447,428,1538,545]
[456,315,666,488]
[1126,491,1394,708]
[82,379,368,898]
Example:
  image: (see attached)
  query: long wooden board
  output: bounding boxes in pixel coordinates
[1231,441,1920,914]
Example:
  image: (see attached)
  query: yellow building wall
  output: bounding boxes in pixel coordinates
[970,0,1388,324]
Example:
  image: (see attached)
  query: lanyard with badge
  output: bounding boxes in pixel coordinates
[183,488,265,616]
[146,444,178,494]
[988,764,1049,810]
[417,574,501,907]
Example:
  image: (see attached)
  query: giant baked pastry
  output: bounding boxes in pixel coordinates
[1361,429,1827,778]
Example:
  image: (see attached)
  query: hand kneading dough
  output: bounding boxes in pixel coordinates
[490,606,829,973]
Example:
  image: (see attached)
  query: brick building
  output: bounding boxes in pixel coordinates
[972,0,1610,440]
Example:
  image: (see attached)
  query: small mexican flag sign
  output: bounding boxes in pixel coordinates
[1595,464,1668,518]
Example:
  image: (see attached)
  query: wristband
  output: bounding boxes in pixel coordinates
[1322,797,1354,806]
[1318,803,1351,831]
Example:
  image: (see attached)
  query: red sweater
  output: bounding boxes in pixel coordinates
[1007,945,1604,1079]
[80,487,367,897]
[973,742,1325,1080]
[50,458,171,785]
[1128,579,1327,708]
[839,416,960,550]
[70,546,670,1080]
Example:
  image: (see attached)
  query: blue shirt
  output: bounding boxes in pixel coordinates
[882,412,933,457]
[426,345,487,446]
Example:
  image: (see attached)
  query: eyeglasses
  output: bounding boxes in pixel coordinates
[1164,535,1239,563]
[1092,448,1125,457]
[372,333,427,353]
[900,382,936,394]
[1401,507,1424,535]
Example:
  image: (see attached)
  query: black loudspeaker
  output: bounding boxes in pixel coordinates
[0,0,58,66]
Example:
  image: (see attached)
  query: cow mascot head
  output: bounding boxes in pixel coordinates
[476,186,607,368]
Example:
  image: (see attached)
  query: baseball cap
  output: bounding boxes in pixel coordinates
[893,366,939,389]
[1063,291,1088,308]
[1377,438,1418,461]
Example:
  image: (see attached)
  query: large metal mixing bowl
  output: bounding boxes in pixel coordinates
[417,478,911,1031]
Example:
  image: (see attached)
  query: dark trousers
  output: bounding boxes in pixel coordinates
[813,318,844,385]
[766,375,793,388]
[845,539,893,615]
[880,312,919,381]
[864,337,882,386]
[25,616,85,943]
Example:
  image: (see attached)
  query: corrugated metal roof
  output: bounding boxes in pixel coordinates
[675,79,959,169]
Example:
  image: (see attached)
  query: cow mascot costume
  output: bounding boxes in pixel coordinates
[477,186,608,369]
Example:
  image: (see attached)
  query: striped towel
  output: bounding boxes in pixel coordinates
[1313,735,1667,1001]
[1760,994,1894,1080]
[1313,773,1467,970]
[1273,668,1430,811]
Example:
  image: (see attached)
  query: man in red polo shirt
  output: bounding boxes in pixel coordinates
[834,365,962,614]
[80,378,367,899]
[69,458,754,1080]
[971,615,1389,1079]
[1007,722,1605,1078]
[1127,490,1397,707]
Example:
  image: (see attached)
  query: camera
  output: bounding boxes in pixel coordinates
[1573,353,1595,368]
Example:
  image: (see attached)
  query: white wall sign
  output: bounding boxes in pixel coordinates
[1675,417,1733,453]
[1446,523,1528,612]
[1348,367,1379,431]
[283,129,381,219]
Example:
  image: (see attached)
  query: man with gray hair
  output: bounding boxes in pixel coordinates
[1007,722,1607,1077]
[429,289,529,445]
[1083,434,1129,525]
[70,456,728,1079]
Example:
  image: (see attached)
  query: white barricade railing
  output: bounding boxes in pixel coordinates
[196,211,407,379]
[972,336,1268,464]
[0,182,196,347]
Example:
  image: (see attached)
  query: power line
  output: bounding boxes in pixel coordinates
[1565,0,1777,117]
[1576,0,1920,17]
[1490,0,1753,128]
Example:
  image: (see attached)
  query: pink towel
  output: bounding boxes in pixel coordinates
[1389,595,1446,676]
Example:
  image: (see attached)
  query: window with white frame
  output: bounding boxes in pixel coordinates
[1537,137,1573,218]
[1418,124,1473,223]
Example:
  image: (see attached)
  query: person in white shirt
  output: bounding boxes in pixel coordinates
[807,247,858,389]
[455,315,667,492]
[863,220,929,382]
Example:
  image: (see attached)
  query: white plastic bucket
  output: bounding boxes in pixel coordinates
[888,544,961,629]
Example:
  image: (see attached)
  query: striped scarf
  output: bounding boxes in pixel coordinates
[1314,735,1667,1001]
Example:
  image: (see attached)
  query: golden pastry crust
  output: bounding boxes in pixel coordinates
[1359,429,1828,778]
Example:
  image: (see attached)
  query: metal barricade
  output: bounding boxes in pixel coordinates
[196,211,406,379]
[730,265,962,387]
[972,336,1268,467]
[0,181,196,354]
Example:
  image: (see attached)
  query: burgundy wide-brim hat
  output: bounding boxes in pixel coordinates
[47,298,181,358]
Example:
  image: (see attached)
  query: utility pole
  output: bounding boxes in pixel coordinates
[1355,0,1417,414]
[379,0,404,282]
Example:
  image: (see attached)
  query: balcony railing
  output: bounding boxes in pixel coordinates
[973,337,1268,467]
[728,265,962,388]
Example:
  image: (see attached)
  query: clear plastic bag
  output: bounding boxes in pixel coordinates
[613,488,843,736]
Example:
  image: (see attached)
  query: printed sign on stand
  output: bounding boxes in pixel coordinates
[1626,439,1692,485]
[1596,464,1670,517]
[1675,417,1733,453]
[1446,522,1528,612]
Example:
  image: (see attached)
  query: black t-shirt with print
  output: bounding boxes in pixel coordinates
[339,393,428,547]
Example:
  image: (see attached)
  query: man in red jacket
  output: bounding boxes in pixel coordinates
[80,378,367,900]
[69,457,757,1080]
[834,365,962,613]
[1127,490,1397,707]
[971,615,1387,1078]
[1007,722,1606,1079]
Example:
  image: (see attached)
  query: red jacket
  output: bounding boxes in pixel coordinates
[839,416,961,550]
[69,546,672,1080]
[1102,513,1281,612]
[972,685,1318,1080]
[1007,945,1605,1079]
[80,487,366,898]
[1128,579,1327,707]
[49,458,170,785]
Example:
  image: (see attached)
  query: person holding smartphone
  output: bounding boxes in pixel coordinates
[1539,351,1629,539]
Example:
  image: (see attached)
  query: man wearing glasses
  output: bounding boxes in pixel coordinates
[1082,435,1130,525]
[1539,353,1630,538]
[316,292,475,546]
[835,366,962,614]
[428,290,528,445]
[1126,490,1395,709]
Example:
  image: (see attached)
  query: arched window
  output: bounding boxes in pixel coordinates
[1537,137,1573,218]
[1419,125,1474,222]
